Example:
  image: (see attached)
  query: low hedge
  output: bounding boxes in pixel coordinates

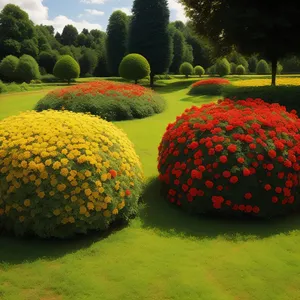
[0,110,144,238]
[189,78,231,96]
[222,85,300,112]
[35,80,166,121]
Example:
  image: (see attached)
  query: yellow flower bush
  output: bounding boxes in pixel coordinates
[233,77,300,87]
[0,110,144,238]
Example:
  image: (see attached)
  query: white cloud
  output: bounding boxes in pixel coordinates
[84,9,104,16]
[80,0,107,4]
[0,0,102,33]
[113,7,131,15]
[168,0,188,23]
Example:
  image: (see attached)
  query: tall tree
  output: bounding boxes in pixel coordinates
[61,25,78,46]
[179,0,300,86]
[129,0,172,87]
[0,4,36,59]
[106,10,129,76]
[169,29,185,74]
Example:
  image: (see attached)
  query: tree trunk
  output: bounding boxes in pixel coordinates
[150,74,154,88]
[271,57,277,86]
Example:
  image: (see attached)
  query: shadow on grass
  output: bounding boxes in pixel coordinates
[139,177,300,241]
[0,220,127,265]
[153,79,198,94]
[180,95,219,104]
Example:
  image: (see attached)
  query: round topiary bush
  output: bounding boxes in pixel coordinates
[158,99,300,218]
[35,80,166,121]
[0,110,144,238]
[189,78,231,96]
[16,55,40,83]
[194,66,205,77]
[236,64,246,75]
[119,54,151,84]
[53,55,80,84]
[256,59,271,75]
[230,62,237,75]
[216,58,231,77]
[0,55,19,82]
[179,62,193,78]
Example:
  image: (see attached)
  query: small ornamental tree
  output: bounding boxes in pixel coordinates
[53,55,80,84]
[215,58,230,77]
[179,62,193,78]
[248,55,258,73]
[194,65,205,77]
[38,51,58,74]
[256,59,271,74]
[236,64,246,75]
[16,54,40,82]
[119,53,151,84]
[230,62,237,74]
[0,55,19,81]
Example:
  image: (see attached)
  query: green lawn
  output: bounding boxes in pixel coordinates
[1,79,300,300]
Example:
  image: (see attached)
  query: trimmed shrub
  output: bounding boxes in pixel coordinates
[35,81,166,121]
[207,65,216,75]
[189,78,231,95]
[281,56,300,73]
[16,55,40,83]
[215,58,230,77]
[248,55,258,73]
[194,65,205,77]
[53,55,80,84]
[0,80,8,93]
[79,48,98,77]
[158,99,300,218]
[277,63,283,74]
[236,65,246,75]
[256,60,271,74]
[0,55,19,81]
[38,51,58,74]
[230,62,237,74]
[179,62,193,78]
[0,110,144,238]
[119,54,151,84]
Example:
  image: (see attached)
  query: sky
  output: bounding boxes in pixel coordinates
[0,0,188,33]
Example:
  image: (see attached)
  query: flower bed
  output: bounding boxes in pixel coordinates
[189,78,231,96]
[35,80,166,121]
[233,78,300,87]
[158,99,300,218]
[0,110,144,238]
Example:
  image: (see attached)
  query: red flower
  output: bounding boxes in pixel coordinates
[268,150,277,159]
[109,169,117,178]
[228,144,237,153]
[239,204,245,211]
[237,157,245,164]
[257,154,264,161]
[264,184,272,191]
[244,193,252,200]
[223,171,231,178]
[205,181,214,188]
[253,206,260,214]
[243,168,251,176]
[125,189,131,196]
[245,205,252,212]
[229,176,238,184]
[272,196,278,203]
[215,144,224,152]
[182,184,189,192]
[225,200,232,206]
[266,164,274,171]
[189,188,198,197]
[220,155,228,163]
[249,143,257,150]
[275,187,282,194]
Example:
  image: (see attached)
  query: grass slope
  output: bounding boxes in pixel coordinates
[1,79,300,300]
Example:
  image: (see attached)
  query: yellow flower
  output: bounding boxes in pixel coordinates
[65,205,72,212]
[99,187,104,194]
[60,168,69,177]
[64,195,70,199]
[70,180,78,187]
[20,161,28,168]
[120,191,125,198]
[38,191,45,198]
[34,156,41,163]
[71,195,77,202]
[70,170,77,177]
[49,191,55,196]
[62,149,68,155]
[34,178,42,186]
[19,216,25,222]
[101,174,108,181]
[24,199,31,207]
[85,170,92,177]
[61,158,69,165]
[61,217,69,224]
[103,210,111,217]
[45,159,52,166]
[85,189,92,196]
[101,203,108,209]
[57,184,66,192]
[40,171,48,179]
[50,178,58,187]
[118,200,125,209]
[52,161,61,170]
[74,187,81,194]
[82,182,89,189]
[104,196,112,203]
[53,209,61,216]
[80,206,87,214]
[112,208,118,215]
[87,202,94,210]
[68,216,75,223]
[103,161,110,168]
[29,174,36,182]
[23,151,31,159]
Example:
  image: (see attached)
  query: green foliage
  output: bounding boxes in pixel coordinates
[236,64,245,75]
[207,65,216,75]
[223,85,300,113]
[182,43,194,64]
[61,25,78,46]
[256,59,271,74]
[230,62,237,74]
[40,74,60,83]
[169,29,185,74]
[38,51,58,74]
[215,58,230,76]
[35,81,166,121]
[0,55,19,81]
[106,11,129,76]
[248,55,258,73]
[281,56,300,73]
[227,50,248,70]
[179,62,193,78]
[16,55,40,83]
[129,0,172,86]
[53,55,80,84]
[21,39,39,58]
[119,53,151,83]
[2,39,21,57]
[194,65,205,77]
[0,80,8,93]
[277,63,283,74]
[79,48,98,76]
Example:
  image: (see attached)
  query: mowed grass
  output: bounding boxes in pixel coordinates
[1,79,300,300]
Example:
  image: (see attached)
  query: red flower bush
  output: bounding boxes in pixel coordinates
[158,98,300,217]
[35,80,166,121]
[189,78,231,96]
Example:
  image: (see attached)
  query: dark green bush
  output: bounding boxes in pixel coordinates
[0,80,8,93]
[35,81,166,121]
[236,65,246,75]
[248,55,258,73]
[215,58,230,77]
[222,85,300,112]
[256,59,271,74]
[0,55,19,81]
[53,55,80,84]
[281,56,300,73]
[179,62,193,78]
[21,39,39,58]
[79,48,98,76]
[230,62,237,74]
[16,55,40,83]
[38,51,58,74]
[194,65,205,77]
[119,54,151,83]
